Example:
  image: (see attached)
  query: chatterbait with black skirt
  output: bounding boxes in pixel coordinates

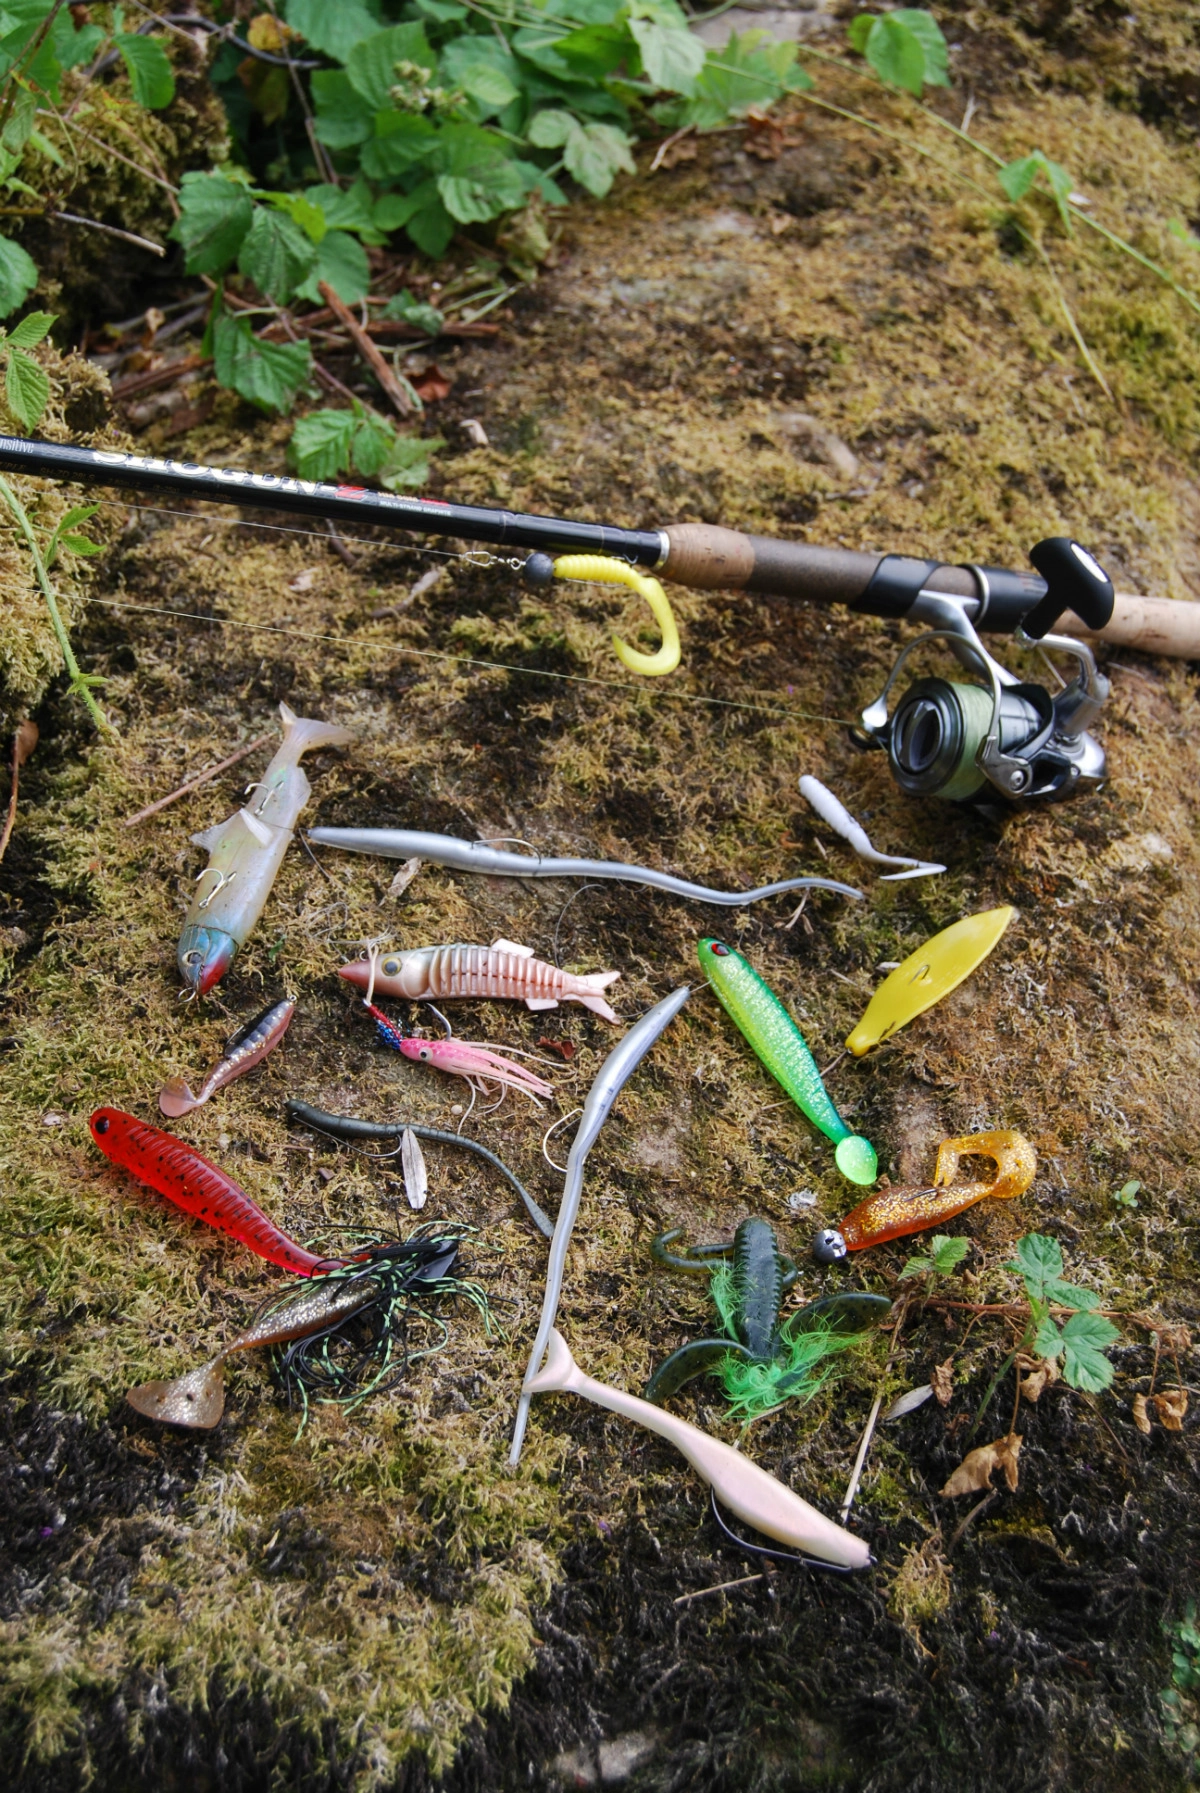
[90,1107,342,1275]
[698,939,877,1184]
[178,702,352,995]
[158,997,295,1118]
[526,1329,871,1570]
[646,1219,889,1418]
[813,1129,1036,1262]
[308,825,864,909]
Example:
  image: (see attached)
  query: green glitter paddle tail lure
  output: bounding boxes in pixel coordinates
[698,939,878,1184]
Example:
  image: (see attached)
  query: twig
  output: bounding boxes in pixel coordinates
[673,1571,764,1606]
[112,354,208,401]
[312,358,361,405]
[840,1389,884,1523]
[51,211,164,255]
[319,281,417,417]
[0,721,37,865]
[121,730,275,827]
[947,1488,998,1553]
[324,518,357,568]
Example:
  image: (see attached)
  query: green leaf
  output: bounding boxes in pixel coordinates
[629,16,706,96]
[116,32,175,109]
[549,24,629,80]
[0,234,37,320]
[440,35,521,115]
[379,432,445,491]
[4,343,48,429]
[288,406,360,482]
[931,1235,970,1274]
[861,15,925,95]
[846,14,874,53]
[237,205,316,304]
[1044,1278,1103,1311]
[348,409,402,478]
[172,172,254,276]
[1009,1232,1063,1303]
[684,30,811,130]
[304,180,377,237]
[998,150,1074,231]
[438,159,527,224]
[1114,1179,1141,1208]
[265,190,328,244]
[55,503,100,532]
[383,289,445,335]
[346,23,434,111]
[293,229,371,305]
[889,9,949,86]
[1169,220,1200,253]
[1059,1310,1119,1392]
[897,1250,934,1282]
[360,111,439,179]
[563,119,635,196]
[57,531,103,555]
[528,107,576,149]
[6,307,54,349]
[413,0,469,19]
[393,181,457,258]
[212,314,312,414]
[1034,1313,1065,1361]
[285,0,380,62]
[311,70,376,149]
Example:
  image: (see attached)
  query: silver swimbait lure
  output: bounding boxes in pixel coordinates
[307,827,863,906]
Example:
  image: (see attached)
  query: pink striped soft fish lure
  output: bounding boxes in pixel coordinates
[340,939,621,1021]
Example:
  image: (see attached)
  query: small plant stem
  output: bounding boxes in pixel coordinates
[0,0,67,138]
[1032,239,1113,399]
[967,1327,1031,1443]
[840,1297,908,1520]
[0,474,113,737]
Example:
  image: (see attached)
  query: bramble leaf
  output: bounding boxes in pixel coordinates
[629,16,706,96]
[285,0,379,63]
[116,32,175,109]
[213,315,311,413]
[384,290,445,335]
[4,345,48,430]
[0,234,38,320]
[1009,1233,1063,1303]
[6,308,54,350]
[998,150,1074,231]
[237,205,316,303]
[1059,1310,1119,1392]
[173,173,254,276]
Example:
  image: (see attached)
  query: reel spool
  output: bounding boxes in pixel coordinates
[857,538,1115,803]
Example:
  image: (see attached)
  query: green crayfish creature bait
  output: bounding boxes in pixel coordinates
[646,1218,890,1420]
[698,938,878,1184]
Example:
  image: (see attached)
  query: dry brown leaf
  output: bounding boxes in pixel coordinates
[1152,1389,1188,1431]
[940,1433,1022,1498]
[1158,1325,1192,1354]
[931,1357,954,1406]
[1132,1393,1152,1434]
[1018,1356,1059,1403]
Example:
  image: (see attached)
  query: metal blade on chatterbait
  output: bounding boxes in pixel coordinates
[401,1126,428,1210]
[845,906,1015,1056]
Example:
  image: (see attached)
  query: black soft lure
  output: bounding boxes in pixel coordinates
[646,1218,889,1418]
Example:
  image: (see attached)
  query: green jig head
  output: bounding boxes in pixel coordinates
[697,938,878,1185]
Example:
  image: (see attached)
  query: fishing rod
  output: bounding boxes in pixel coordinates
[2,433,1197,805]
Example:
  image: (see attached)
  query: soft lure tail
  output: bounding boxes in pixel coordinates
[178,702,352,995]
[308,826,863,909]
[698,938,877,1185]
[90,1108,340,1275]
[526,1329,870,1570]
[158,997,295,1118]
[814,1129,1036,1260]
[799,776,945,881]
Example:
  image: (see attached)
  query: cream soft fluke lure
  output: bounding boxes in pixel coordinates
[178,703,352,994]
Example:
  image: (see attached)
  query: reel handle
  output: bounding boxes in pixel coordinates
[1023,538,1115,640]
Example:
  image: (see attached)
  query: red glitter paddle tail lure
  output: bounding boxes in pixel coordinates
[89,1108,341,1276]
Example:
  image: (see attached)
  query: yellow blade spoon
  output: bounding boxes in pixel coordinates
[846,905,1015,1056]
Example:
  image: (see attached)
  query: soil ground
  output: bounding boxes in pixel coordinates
[1,6,1199,1791]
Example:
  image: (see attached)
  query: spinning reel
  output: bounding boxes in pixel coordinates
[854,538,1115,803]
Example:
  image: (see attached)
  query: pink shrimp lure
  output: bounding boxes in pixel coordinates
[366,1004,556,1104]
[339,938,620,1021]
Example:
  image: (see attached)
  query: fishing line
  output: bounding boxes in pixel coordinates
[86,593,857,728]
[122,499,474,562]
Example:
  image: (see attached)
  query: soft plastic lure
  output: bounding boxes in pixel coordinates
[846,906,1015,1056]
[697,939,877,1184]
[510,984,691,1465]
[526,1329,871,1570]
[179,702,352,995]
[552,554,681,676]
[799,775,945,881]
[340,939,621,1021]
[366,1002,556,1104]
[813,1129,1036,1261]
[89,1107,341,1275]
[645,1219,889,1418]
[158,997,296,1118]
[308,825,863,909]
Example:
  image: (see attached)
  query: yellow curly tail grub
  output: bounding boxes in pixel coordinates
[552,554,681,677]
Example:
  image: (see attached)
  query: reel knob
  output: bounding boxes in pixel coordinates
[1022,538,1114,641]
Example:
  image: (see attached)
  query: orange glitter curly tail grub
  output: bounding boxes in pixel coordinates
[813,1130,1036,1261]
